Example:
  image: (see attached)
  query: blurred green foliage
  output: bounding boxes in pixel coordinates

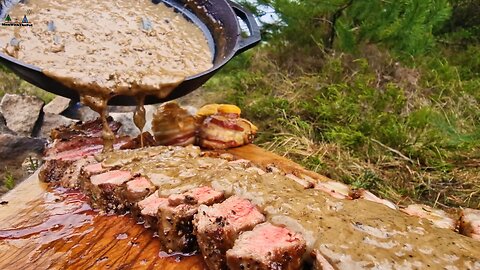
[243,0,452,56]
[205,0,480,206]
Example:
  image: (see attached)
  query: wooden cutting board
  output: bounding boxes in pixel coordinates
[0,145,326,270]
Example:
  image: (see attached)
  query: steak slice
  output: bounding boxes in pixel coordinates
[119,132,157,150]
[400,204,456,230]
[194,196,266,270]
[121,176,156,207]
[45,136,104,157]
[314,181,351,199]
[59,157,96,188]
[45,137,130,161]
[47,144,104,161]
[85,170,133,212]
[158,186,224,253]
[459,208,480,240]
[137,192,165,230]
[285,173,315,189]
[50,116,121,140]
[79,162,108,191]
[41,137,131,184]
[38,159,75,183]
[226,222,306,270]
[82,162,107,177]
[350,189,398,210]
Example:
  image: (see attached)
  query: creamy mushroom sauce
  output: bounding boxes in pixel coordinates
[0,0,212,150]
[98,146,480,270]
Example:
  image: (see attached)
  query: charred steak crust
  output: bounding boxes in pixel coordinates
[39,159,75,183]
[50,116,121,140]
[59,157,96,188]
[158,202,199,252]
[85,170,134,212]
[157,187,224,253]
[194,196,266,270]
[137,192,165,230]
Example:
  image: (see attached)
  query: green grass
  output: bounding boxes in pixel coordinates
[3,170,15,190]
[0,66,55,103]
[26,156,39,173]
[205,46,480,209]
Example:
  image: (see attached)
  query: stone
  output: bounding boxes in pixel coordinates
[0,134,46,195]
[110,105,155,137]
[110,112,139,137]
[66,103,137,121]
[38,113,75,139]
[109,105,136,113]
[43,96,71,114]
[0,134,46,162]
[0,94,44,136]
[0,112,15,135]
[77,105,99,122]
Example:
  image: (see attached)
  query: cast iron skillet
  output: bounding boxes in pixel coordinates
[0,0,261,105]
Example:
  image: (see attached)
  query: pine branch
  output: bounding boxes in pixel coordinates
[326,0,354,49]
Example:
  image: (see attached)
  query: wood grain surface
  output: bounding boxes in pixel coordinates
[0,144,323,270]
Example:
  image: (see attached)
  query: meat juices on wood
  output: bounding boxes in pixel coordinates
[1,0,213,151]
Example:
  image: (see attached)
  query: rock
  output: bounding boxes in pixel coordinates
[43,96,71,114]
[38,113,75,139]
[0,134,45,195]
[110,112,138,137]
[0,112,15,135]
[0,134,46,161]
[109,105,136,113]
[110,105,155,137]
[0,94,44,136]
[77,105,99,122]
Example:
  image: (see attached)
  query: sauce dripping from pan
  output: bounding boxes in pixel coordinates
[134,95,147,148]
[0,0,214,151]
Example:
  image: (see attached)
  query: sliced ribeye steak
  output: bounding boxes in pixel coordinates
[459,208,480,240]
[158,186,224,253]
[226,222,306,270]
[84,170,134,212]
[194,196,266,270]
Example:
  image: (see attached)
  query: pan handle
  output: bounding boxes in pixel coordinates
[228,1,261,55]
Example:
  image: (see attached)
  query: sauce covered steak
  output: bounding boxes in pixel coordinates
[38,122,480,270]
